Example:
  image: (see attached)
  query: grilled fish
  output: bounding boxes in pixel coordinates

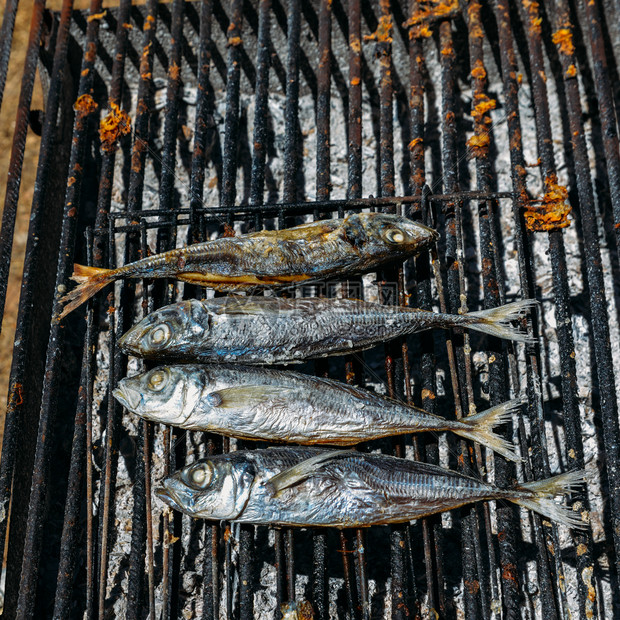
[58,212,437,319]
[156,447,586,528]
[113,364,522,460]
[118,296,536,363]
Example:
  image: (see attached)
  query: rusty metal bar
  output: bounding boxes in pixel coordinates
[406,5,445,614]
[0,0,19,113]
[0,0,45,335]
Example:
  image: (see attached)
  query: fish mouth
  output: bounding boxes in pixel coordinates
[117,328,138,354]
[416,222,439,241]
[155,487,179,510]
[156,484,185,513]
[406,221,438,245]
[112,385,142,412]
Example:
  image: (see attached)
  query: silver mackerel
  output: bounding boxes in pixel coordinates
[157,447,586,528]
[118,296,537,364]
[114,363,522,460]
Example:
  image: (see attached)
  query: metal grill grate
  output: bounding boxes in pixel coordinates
[0,0,619,618]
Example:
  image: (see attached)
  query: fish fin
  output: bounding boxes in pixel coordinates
[511,470,588,529]
[57,264,116,320]
[465,299,538,343]
[457,399,524,462]
[207,386,296,408]
[268,450,357,495]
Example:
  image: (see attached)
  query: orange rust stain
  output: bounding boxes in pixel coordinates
[470,24,484,39]
[12,383,24,407]
[552,28,575,55]
[81,68,89,77]
[87,9,107,22]
[524,180,572,232]
[99,102,131,153]
[471,97,496,119]
[67,176,76,187]
[441,43,454,56]
[408,137,423,150]
[471,60,486,79]
[409,24,433,39]
[346,369,356,383]
[364,14,393,44]
[144,14,155,30]
[566,64,577,78]
[123,22,133,30]
[502,562,519,585]
[466,133,490,155]
[68,207,77,217]
[208,176,218,189]
[85,41,97,63]
[73,94,98,117]
[421,388,436,400]
[349,35,361,54]
[222,223,236,238]
[228,36,242,47]
[412,169,425,187]
[350,77,360,86]
[169,62,180,80]
[404,0,459,28]
[181,125,193,141]
[465,580,480,595]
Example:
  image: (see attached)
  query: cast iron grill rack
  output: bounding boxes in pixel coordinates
[0,0,619,617]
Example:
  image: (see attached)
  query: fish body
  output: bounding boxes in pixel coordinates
[113,363,521,459]
[59,213,437,318]
[118,297,536,363]
[156,447,586,528]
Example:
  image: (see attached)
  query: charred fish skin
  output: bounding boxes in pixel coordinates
[118,296,536,363]
[112,363,520,459]
[58,213,438,319]
[156,448,586,528]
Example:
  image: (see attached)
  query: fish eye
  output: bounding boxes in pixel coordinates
[184,462,213,489]
[147,323,172,348]
[384,228,406,244]
[147,369,169,391]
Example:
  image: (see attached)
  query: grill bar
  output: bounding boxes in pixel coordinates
[0,0,46,335]
[406,13,446,616]
[0,0,19,113]
[583,0,620,241]
[0,0,62,592]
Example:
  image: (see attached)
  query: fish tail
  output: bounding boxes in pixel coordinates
[457,399,523,462]
[57,264,116,320]
[464,299,538,343]
[510,470,588,529]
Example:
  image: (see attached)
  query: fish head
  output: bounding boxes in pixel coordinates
[113,365,208,425]
[342,212,438,263]
[156,456,256,520]
[118,300,209,358]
